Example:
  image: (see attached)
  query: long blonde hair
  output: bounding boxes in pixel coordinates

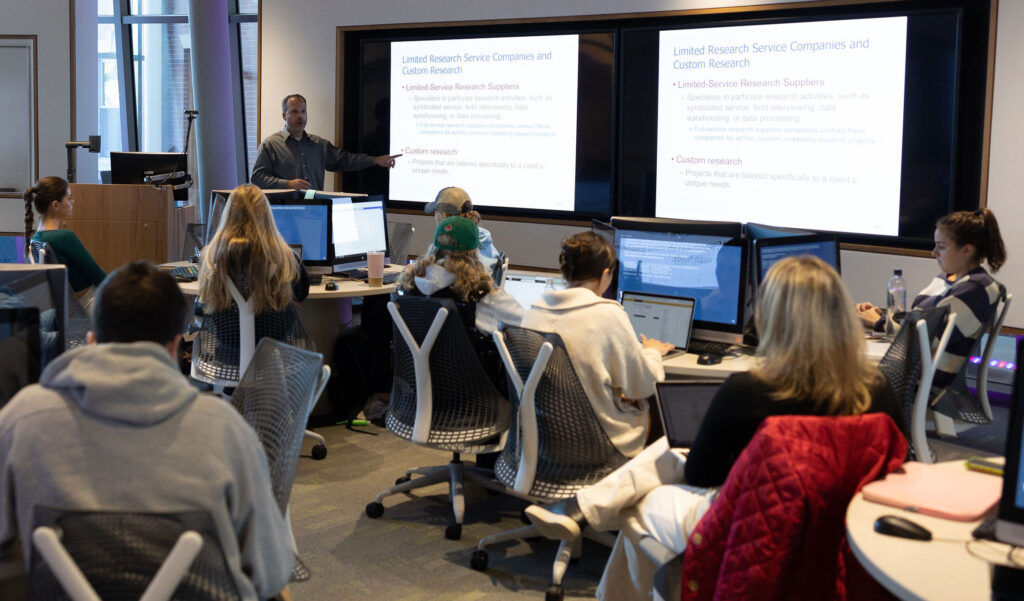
[398,246,493,301]
[752,256,876,415]
[198,184,297,313]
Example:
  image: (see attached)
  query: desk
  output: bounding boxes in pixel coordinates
[663,339,891,378]
[168,262,404,415]
[846,461,1010,601]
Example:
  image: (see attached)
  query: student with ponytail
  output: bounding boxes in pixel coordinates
[858,207,1007,388]
[24,177,106,310]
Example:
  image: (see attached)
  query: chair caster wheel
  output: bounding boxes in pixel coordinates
[470,550,488,571]
[445,523,462,540]
[311,444,327,460]
[365,502,383,519]
[545,584,564,601]
[395,475,411,486]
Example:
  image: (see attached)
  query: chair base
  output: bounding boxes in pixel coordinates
[365,455,506,539]
[471,523,615,593]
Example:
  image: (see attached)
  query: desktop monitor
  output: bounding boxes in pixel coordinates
[110,151,188,200]
[613,220,747,345]
[330,196,389,273]
[996,338,1024,547]
[753,234,842,286]
[591,219,617,300]
[269,203,330,264]
[743,222,813,240]
[0,264,68,368]
[0,307,41,409]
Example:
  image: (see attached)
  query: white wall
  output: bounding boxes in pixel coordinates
[0,0,72,234]
[261,0,1024,327]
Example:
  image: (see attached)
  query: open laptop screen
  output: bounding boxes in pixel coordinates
[620,291,695,352]
[655,381,720,449]
[502,273,566,310]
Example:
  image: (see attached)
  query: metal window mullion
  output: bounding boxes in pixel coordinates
[227,3,249,184]
[113,0,138,151]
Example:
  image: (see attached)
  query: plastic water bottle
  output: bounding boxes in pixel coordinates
[885,269,907,340]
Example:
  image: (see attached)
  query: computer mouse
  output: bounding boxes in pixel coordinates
[696,353,723,366]
[874,515,932,541]
[324,281,338,291]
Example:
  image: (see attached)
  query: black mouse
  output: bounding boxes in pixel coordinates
[696,353,723,366]
[324,281,338,291]
[874,515,932,541]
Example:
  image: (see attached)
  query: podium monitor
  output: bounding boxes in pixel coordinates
[110,152,188,200]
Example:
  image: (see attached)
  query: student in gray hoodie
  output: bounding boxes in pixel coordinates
[0,261,293,601]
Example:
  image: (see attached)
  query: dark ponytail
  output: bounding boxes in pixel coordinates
[559,231,615,284]
[23,177,69,256]
[937,208,1007,272]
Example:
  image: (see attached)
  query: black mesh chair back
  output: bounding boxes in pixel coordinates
[29,508,240,601]
[192,274,313,385]
[181,223,207,263]
[386,221,415,266]
[29,241,60,266]
[931,284,1009,425]
[230,338,324,513]
[494,325,628,500]
[386,295,509,450]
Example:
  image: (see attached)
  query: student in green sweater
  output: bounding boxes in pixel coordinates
[24,176,106,312]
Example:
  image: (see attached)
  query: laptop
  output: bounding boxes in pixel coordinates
[654,381,720,451]
[620,290,696,357]
[502,273,566,310]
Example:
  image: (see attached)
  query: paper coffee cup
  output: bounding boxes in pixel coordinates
[367,251,385,287]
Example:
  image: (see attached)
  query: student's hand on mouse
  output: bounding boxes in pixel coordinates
[641,334,675,356]
[286,178,310,191]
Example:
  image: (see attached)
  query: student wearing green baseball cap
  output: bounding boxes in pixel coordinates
[398,216,524,337]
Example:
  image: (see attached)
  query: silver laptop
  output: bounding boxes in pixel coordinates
[503,273,566,310]
[620,290,696,357]
[655,381,720,450]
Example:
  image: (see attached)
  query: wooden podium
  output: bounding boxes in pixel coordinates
[66,184,195,272]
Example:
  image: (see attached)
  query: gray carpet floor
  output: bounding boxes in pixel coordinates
[288,422,609,600]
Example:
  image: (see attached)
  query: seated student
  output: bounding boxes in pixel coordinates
[857,208,1006,390]
[521,232,674,460]
[399,216,524,338]
[24,176,106,312]
[525,256,905,601]
[425,187,501,273]
[196,184,311,370]
[0,262,294,601]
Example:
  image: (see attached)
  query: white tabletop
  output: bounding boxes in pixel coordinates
[166,261,402,299]
[846,460,1009,601]
[663,339,891,378]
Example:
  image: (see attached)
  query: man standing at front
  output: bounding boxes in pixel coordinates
[251,93,400,190]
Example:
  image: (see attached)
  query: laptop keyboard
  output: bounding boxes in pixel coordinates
[171,265,198,281]
[686,339,734,355]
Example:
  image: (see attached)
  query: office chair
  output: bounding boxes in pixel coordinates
[27,240,91,347]
[491,252,509,287]
[386,221,415,265]
[470,325,627,601]
[877,305,955,463]
[229,338,330,580]
[181,223,207,263]
[676,414,906,601]
[191,277,326,459]
[365,296,510,540]
[29,508,239,601]
[930,289,1012,434]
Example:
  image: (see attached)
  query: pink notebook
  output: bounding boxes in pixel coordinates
[861,461,1002,521]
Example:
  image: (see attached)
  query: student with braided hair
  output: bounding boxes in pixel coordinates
[24,176,106,311]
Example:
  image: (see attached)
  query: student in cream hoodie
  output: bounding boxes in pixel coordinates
[522,232,674,459]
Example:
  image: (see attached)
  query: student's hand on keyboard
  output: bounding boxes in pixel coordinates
[641,334,675,356]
